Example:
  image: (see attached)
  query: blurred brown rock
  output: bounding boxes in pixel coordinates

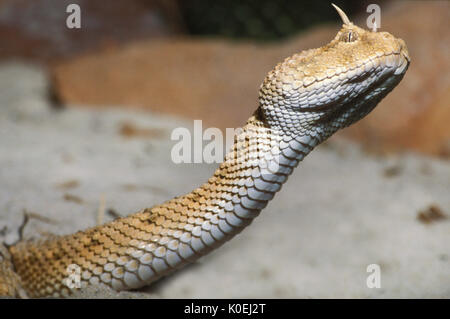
[53,39,281,128]
[51,1,449,158]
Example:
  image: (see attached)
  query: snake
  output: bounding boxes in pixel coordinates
[0,5,410,298]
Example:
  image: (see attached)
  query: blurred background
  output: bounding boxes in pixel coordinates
[0,0,448,157]
[0,0,449,298]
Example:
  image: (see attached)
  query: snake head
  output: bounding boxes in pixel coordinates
[258,4,410,139]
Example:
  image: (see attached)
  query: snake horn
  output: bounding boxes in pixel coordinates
[332,3,351,25]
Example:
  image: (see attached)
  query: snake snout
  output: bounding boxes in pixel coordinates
[398,39,410,62]
[394,39,410,75]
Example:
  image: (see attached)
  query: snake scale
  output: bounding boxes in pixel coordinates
[0,5,409,298]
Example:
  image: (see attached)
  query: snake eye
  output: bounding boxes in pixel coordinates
[341,30,358,43]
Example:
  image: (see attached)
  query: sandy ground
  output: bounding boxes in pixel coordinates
[0,62,449,298]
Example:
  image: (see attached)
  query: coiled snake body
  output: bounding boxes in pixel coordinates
[0,5,409,298]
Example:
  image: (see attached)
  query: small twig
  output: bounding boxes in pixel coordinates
[106,208,121,220]
[15,210,57,243]
[17,211,30,242]
[63,193,84,204]
[24,212,57,225]
[97,194,106,225]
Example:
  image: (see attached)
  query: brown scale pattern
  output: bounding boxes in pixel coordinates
[7,118,272,297]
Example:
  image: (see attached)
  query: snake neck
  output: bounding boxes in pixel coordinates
[147,112,322,262]
[200,112,319,220]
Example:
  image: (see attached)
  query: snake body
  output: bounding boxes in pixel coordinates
[0,6,409,298]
